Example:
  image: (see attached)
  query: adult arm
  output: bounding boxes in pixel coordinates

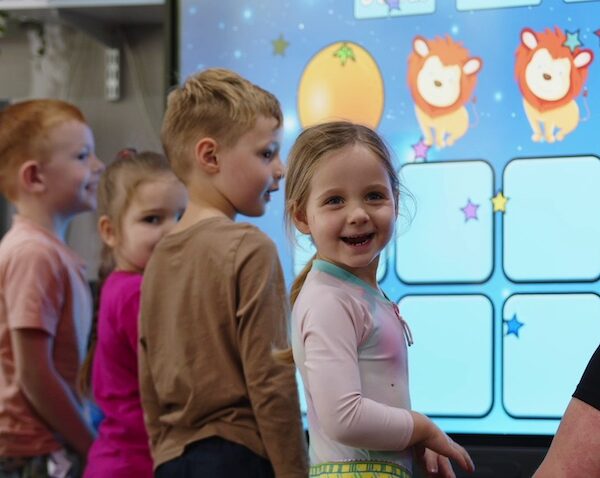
[533,397,600,477]
[12,328,95,456]
[534,345,600,477]
[235,231,308,478]
[573,345,600,410]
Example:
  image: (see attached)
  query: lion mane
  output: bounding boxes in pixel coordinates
[407,35,480,118]
[515,27,592,113]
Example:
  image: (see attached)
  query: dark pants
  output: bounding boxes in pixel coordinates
[155,437,275,478]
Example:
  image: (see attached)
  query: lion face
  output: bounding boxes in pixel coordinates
[417,56,462,107]
[525,49,572,101]
[408,35,482,118]
[516,28,593,112]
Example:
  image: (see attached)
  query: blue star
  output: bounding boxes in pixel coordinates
[563,30,582,53]
[504,314,524,337]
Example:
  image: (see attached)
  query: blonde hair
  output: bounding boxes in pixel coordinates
[0,99,86,201]
[161,67,283,182]
[274,122,401,365]
[79,149,173,396]
[285,121,400,305]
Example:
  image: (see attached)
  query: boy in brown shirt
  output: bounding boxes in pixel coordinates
[138,68,308,477]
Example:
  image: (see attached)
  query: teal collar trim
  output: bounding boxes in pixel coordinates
[312,259,384,299]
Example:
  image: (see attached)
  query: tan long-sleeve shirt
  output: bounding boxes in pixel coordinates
[139,217,308,477]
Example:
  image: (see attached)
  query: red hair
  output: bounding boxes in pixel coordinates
[0,99,86,200]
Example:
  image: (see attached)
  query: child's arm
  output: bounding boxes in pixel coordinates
[138,335,162,451]
[300,293,473,473]
[4,243,95,457]
[409,412,474,475]
[11,328,95,456]
[302,293,414,448]
[235,231,308,477]
[120,278,161,451]
[138,276,162,451]
[118,279,142,355]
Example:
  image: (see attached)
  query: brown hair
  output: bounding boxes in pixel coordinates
[78,149,173,396]
[285,121,400,305]
[161,67,283,183]
[0,99,86,201]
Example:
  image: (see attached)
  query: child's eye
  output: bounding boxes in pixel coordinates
[366,191,385,201]
[261,142,280,161]
[176,210,184,222]
[143,215,161,225]
[324,196,344,205]
[262,149,279,162]
[77,151,90,161]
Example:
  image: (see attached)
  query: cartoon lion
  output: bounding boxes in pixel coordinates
[407,35,482,148]
[515,27,593,143]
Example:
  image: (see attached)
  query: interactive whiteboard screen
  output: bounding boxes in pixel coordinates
[177,0,600,436]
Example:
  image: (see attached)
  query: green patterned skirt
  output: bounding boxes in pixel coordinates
[310,461,411,478]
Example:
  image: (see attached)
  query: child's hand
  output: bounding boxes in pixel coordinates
[414,447,461,478]
[410,412,475,474]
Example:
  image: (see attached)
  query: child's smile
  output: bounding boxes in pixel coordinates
[341,232,375,247]
[295,143,396,288]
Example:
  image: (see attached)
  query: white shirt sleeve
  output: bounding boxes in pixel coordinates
[299,291,414,451]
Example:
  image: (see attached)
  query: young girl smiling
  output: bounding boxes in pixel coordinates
[285,121,475,478]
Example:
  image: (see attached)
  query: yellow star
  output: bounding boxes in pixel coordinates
[491,192,508,212]
[272,34,289,56]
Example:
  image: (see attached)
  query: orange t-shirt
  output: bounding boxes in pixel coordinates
[0,215,92,457]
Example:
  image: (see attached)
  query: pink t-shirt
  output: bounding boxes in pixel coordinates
[292,259,414,471]
[0,215,92,456]
[84,271,152,478]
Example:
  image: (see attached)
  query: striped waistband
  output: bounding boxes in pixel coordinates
[310,461,411,478]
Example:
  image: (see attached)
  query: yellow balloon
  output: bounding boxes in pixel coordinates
[298,41,384,129]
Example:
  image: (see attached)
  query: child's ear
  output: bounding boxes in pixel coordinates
[194,137,219,174]
[98,215,118,248]
[292,207,311,235]
[18,160,45,194]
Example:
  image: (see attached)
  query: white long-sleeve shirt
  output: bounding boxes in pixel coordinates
[292,259,414,471]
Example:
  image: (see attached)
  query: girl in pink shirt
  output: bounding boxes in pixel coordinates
[79,150,186,478]
[284,122,475,478]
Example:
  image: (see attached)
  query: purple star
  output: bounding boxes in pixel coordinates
[412,138,430,161]
[385,0,401,11]
[461,199,479,221]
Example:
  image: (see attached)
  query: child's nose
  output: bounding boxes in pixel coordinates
[348,205,369,224]
[92,155,105,173]
[273,158,285,180]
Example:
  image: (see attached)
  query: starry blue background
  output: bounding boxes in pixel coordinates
[178,0,600,437]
